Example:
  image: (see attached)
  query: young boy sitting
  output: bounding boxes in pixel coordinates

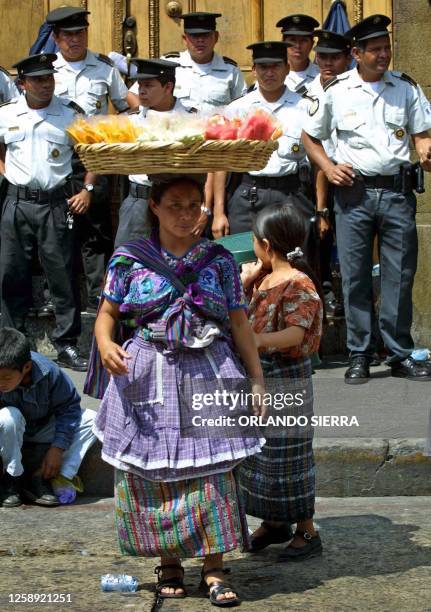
[0,328,96,507]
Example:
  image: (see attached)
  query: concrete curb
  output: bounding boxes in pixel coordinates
[78,438,431,498]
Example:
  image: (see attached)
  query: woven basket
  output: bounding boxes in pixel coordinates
[74,139,278,175]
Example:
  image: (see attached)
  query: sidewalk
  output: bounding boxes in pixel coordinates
[1,497,430,611]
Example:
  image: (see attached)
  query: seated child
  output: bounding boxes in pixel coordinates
[0,328,96,507]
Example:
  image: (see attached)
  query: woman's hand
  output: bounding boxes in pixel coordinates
[318,216,330,239]
[99,340,131,376]
[250,381,268,420]
[191,211,209,236]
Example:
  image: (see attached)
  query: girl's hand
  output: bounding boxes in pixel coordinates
[240,260,263,287]
[250,381,268,420]
[99,340,131,375]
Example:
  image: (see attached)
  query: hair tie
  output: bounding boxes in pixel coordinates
[286,247,303,262]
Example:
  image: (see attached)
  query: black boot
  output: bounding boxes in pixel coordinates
[0,472,23,507]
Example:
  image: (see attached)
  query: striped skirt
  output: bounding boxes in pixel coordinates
[114,468,250,558]
[237,355,315,524]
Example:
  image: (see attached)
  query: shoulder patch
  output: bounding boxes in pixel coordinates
[66,100,85,114]
[223,56,238,67]
[400,72,418,87]
[97,53,114,67]
[308,97,320,117]
[0,99,17,108]
[164,51,180,59]
[187,107,198,114]
[323,76,339,92]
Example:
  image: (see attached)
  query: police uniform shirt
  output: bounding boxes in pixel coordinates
[304,68,431,176]
[129,98,190,185]
[285,60,320,92]
[130,50,247,114]
[0,69,19,104]
[306,75,337,159]
[0,95,79,190]
[53,50,129,115]
[226,86,308,177]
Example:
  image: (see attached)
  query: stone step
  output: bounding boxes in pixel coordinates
[78,438,431,498]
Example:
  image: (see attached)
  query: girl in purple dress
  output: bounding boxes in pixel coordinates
[90,175,265,606]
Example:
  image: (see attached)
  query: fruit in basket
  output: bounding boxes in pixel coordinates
[237,110,279,140]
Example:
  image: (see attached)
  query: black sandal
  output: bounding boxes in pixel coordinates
[154,564,187,599]
[199,567,240,607]
[277,530,323,562]
[249,521,293,552]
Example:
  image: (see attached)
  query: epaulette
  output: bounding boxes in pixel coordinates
[397,71,418,87]
[97,53,114,67]
[187,107,198,114]
[295,84,308,96]
[128,109,140,115]
[247,82,257,94]
[0,65,11,77]
[0,99,17,107]
[164,51,180,59]
[66,100,85,114]
[223,56,238,67]
[323,76,339,92]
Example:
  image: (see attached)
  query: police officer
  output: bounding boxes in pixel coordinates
[46,6,137,313]
[130,12,246,114]
[0,53,94,371]
[115,58,201,247]
[307,31,352,316]
[276,14,320,92]
[302,15,431,383]
[213,42,313,240]
[0,67,19,103]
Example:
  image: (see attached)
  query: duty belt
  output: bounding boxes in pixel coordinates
[359,174,398,189]
[242,173,300,190]
[129,182,151,199]
[7,183,70,203]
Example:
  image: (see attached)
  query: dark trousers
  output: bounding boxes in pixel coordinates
[226,175,316,264]
[114,182,150,248]
[334,184,417,363]
[0,188,81,348]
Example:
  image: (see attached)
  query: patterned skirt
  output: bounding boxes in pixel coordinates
[237,355,315,524]
[115,468,250,558]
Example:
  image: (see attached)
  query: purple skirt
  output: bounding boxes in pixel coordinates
[94,335,265,481]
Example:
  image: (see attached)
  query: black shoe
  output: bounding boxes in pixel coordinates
[39,301,55,318]
[249,521,293,553]
[22,474,59,507]
[0,473,23,507]
[277,530,323,562]
[344,356,370,385]
[391,357,431,381]
[57,346,88,372]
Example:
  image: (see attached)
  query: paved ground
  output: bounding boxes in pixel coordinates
[1,497,430,612]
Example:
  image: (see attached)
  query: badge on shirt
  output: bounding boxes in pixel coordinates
[95,100,102,109]
[8,126,19,131]
[395,128,405,139]
[291,143,300,153]
[51,148,60,158]
[309,98,319,117]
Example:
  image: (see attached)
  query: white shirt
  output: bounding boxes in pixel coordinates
[227,86,309,177]
[0,68,19,104]
[304,68,431,176]
[53,50,129,116]
[0,95,79,189]
[130,50,246,114]
[285,60,320,92]
[129,98,190,185]
[306,75,337,160]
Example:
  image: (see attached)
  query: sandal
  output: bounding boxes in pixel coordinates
[199,567,240,607]
[277,530,323,562]
[154,564,187,599]
[249,521,293,553]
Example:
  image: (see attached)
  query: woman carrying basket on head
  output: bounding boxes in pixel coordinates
[86,175,266,607]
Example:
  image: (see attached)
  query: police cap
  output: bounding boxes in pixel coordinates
[246,41,291,64]
[131,58,179,79]
[314,30,351,54]
[347,14,391,43]
[180,12,222,34]
[276,14,319,37]
[13,53,57,78]
[46,6,90,31]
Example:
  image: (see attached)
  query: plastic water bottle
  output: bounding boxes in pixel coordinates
[100,574,138,592]
[411,348,430,361]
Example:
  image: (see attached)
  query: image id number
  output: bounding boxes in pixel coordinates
[9,593,72,604]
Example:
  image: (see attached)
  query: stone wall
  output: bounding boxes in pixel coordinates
[393,0,431,345]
